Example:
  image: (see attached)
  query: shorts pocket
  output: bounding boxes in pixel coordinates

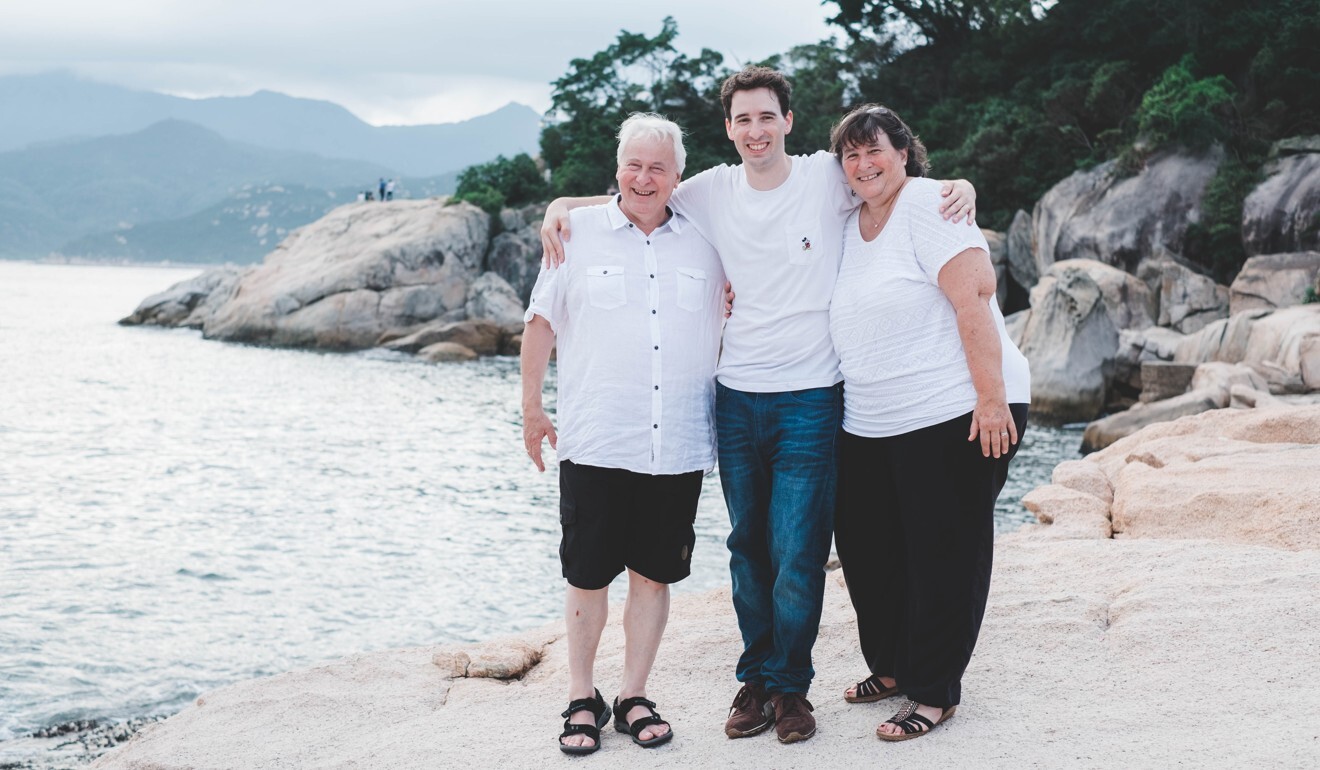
[785,218,823,266]
[585,265,626,309]
[675,266,707,312]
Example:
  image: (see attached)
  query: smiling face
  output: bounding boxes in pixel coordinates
[615,136,681,228]
[725,87,793,169]
[840,131,909,204]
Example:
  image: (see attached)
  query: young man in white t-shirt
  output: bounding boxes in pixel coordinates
[540,66,975,744]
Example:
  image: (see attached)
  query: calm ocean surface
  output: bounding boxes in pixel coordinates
[0,261,1081,746]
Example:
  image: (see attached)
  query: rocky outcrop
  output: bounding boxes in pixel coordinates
[1174,304,1320,392]
[1031,148,1222,277]
[121,199,547,361]
[118,266,245,328]
[1014,259,1155,423]
[487,204,548,306]
[1135,255,1228,334]
[1041,404,1320,549]
[1227,251,1320,315]
[1242,138,1320,256]
[199,200,488,349]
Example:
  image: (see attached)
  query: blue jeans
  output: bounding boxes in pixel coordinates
[716,382,841,694]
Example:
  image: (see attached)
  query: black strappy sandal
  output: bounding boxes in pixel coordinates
[559,688,612,756]
[844,673,900,703]
[613,695,674,748]
[876,699,956,741]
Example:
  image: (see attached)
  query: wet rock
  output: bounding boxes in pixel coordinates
[418,342,478,363]
[119,266,245,328]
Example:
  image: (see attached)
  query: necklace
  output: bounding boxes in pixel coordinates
[862,204,892,232]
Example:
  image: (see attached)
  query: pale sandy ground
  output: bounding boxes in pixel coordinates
[95,408,1320,770]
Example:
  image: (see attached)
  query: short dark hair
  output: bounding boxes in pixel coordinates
[829,103,929,178]
[719,66,791,120]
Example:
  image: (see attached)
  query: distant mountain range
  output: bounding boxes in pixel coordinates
[0,72,542,177]
[0,73,540,261]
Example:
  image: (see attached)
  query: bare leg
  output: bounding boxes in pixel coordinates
[563,584,609,748]
[617,569,671,742]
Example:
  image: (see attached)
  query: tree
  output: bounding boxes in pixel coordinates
[452,153,547,218]
[540,17,735,196]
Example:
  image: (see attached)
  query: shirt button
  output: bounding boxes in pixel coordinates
[650,274,655,279]
[651,309,656,314]
[654,345,659,350]
[653,424,658,429]
[654,385,659,390]
[628,223,634,228]
[646,240,650,245]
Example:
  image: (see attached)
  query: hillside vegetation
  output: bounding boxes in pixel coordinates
[470,0,1318,282]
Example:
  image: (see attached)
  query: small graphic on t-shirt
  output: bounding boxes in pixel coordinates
[801,237,813,251]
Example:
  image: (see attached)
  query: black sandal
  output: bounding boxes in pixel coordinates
[559,688,612,755]
[844,673,900,703]
[875,699,956,742]
[613,695,674,748]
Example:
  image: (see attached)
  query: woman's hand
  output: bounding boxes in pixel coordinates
[968,398,1017,458]
[724,281,735,318]
[539,199,573,268]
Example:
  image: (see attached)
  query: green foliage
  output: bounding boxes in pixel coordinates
[540,17,734,196]
[451,153,546,221]
[1305,286,1319,304]
[1182,156,1260,283]
[1134,56,1236,151]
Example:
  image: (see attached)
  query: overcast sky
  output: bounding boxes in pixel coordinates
[0,0,839,125]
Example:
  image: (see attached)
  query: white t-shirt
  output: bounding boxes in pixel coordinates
[524,199,726,474]
[829,177,1031,438]
[671,151,855,392]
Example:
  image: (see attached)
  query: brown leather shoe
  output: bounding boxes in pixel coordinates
[724,682,774,738]
[770,691,816,743]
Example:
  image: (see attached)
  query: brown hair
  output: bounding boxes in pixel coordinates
[719,66,791,120]
[829,104,929,177]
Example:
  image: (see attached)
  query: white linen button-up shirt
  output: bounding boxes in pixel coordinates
[524,198,725,475]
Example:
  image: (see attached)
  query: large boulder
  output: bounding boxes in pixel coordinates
[1032,404,1320,550]
[984,228,1009,311]
[1175,305,1320,394]
[1242,138,1320,256]
[487,203,547,306]
[1135,255,1228,334]
[1006,209,1036,289]
[1015,259,1155,424]
[1031,148,1222,277]
[463,272,525,328]
[1228,251,1320,315]
[199,200,490,349]
[1111,326,1186,403]
[120,266,246,328]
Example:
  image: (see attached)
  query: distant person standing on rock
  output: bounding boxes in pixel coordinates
[521,113,727,755]
[378,177,386,202]
[386,179,396,200]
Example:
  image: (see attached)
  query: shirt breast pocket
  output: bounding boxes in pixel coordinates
[585,265,626,309]
[675,267,707,312]
[785,218,823,266]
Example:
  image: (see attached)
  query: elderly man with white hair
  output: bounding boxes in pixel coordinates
[521,113,726,756]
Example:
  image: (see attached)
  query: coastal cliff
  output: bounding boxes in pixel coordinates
[92,407,1320,768]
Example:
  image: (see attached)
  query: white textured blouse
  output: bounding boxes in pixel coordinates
[828,177,1031,438]
[524,198,726,474]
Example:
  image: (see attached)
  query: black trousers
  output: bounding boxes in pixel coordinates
[835,404,1029,708]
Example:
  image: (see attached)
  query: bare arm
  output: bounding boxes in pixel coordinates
[937,179,977,225]
[520,314,558,471]
[539,196,611,267]
[938,247,1015,457]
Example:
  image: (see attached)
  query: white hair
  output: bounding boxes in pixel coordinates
[616,113,687,175]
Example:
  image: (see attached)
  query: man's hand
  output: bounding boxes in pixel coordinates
[523,406,558,472]
[539,199,574,268]
[939,179,977,225]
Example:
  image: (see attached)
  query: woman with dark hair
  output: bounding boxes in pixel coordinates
[827,104,1031,741]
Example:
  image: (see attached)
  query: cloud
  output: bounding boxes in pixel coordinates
[0,0,835,124]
